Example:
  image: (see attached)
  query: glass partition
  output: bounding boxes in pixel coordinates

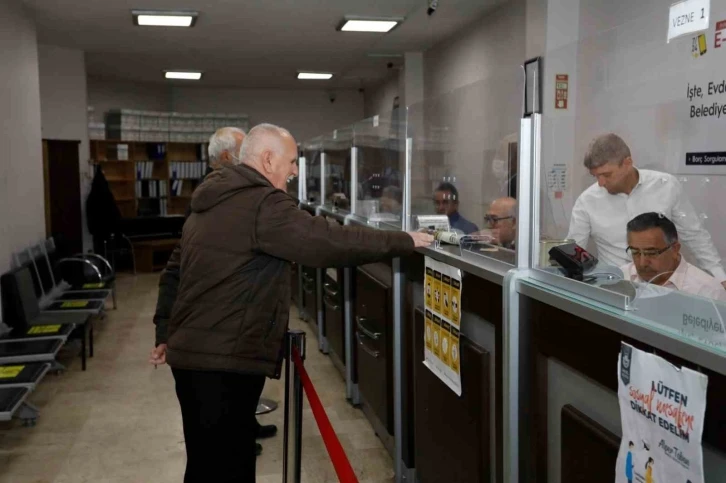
[533,0,726,352]
[407,68,523,265]
[353,109,405,228]
[301,136,323,205]
[321,127,353,213]
[289,145,301,201]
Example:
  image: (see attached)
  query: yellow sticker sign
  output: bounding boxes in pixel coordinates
[425,310,434,351]
[425,268,434,310]
[432,315,442,357]
[451,278,462,328]
[433,271,443,313]
[28,325,62,335]
[440,321,452,367]
[61,300,89,308]
[0,366,24,379]
[450,327,461,375]
[442,274,452,320]
[82,283,104,289]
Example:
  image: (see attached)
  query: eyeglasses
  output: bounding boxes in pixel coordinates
[626,244,674,259]
[484,215,513,225]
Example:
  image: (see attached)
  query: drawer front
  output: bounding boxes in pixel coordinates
[355,265,393,433]
[356,330,390,430]
[301,266,317,320]
[323,272,345,361]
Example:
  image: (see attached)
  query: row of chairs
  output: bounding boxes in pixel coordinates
[0,238,117,426]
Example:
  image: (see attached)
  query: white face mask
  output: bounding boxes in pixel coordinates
[492,159,508,179]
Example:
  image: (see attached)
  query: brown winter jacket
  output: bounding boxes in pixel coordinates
[165,164,414,378]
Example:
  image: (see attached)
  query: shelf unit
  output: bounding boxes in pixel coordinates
[91,140,208,218]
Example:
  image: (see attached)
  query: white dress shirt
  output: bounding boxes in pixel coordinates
[567,169,726,282]
[621,256,726,302]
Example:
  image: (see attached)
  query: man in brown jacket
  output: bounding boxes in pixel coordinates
[166,123,432,482]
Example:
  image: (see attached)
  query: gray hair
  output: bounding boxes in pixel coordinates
[239,123,293,165]
[583,133,631,169]
[208,127,245,164]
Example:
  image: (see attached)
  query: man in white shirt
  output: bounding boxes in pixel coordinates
[620,212,726,302]
[567,133,726,289]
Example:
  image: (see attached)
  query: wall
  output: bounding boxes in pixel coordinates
[86,78,364,142]
[364,71,402,118]
[38,44,92,251]
[87,77,171,120]
[540,0,726,262]
[0,0,44,321]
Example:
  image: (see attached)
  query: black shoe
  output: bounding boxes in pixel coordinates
[256,443,262,456]
[257,424,278,439]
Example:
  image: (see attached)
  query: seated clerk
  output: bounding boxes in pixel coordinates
[433,182,479,234]
[621,212,726,302]
[484,197,517,249]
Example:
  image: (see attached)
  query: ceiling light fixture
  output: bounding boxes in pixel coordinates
[132,10,198,27]
[297,72,333,80]
[338,17,403,33]
[164,71,203,80]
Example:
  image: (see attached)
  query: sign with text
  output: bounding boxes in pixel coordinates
[615,343,708,483]
[686,151,726,165]
[555,74,569,109]
[424,256,462,396]
[716,20,726,48]
[668,0,710,42]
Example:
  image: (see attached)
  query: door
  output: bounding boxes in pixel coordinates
[43,140,83,255]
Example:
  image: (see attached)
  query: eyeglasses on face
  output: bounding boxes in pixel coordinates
[626,244,674,259]
[484,215,513,225]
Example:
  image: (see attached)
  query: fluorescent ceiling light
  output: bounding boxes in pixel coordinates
[132,10,198,27]
[297,72,333,80]
[165,71,203,80]
[338,17,402,33]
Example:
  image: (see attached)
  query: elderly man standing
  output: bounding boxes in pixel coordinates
[149,126,279,455]
[567,133,726,288]
[166,123,432,482]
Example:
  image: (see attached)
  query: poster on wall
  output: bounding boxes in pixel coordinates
[424,256,462,396]
[615,342,708,483]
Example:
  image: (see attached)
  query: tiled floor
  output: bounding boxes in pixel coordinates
[0,273,394,482]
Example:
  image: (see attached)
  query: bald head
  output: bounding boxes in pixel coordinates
[208,127,245,169]
[486,197,517,247]
[240,123,299,191]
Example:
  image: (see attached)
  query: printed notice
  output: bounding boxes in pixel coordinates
[616,343,708,483]
[668,0,710,42]
[686,80,726,119]
[686,151,726,165]
[423,256,462,396]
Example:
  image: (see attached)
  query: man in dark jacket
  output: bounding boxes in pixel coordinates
[166,123,433,482]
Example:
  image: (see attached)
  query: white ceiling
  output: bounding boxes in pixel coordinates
[25,0,506,90]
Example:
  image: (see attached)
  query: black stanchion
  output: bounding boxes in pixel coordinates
[283,330,306,483]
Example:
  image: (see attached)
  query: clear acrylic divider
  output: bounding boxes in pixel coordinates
[352,110,406,230]
[301,136,323,205]
[532,0,726,355]
[406,68,523,265]
[321,127,353,213]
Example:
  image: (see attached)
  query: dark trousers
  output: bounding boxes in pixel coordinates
[172,368,266,483]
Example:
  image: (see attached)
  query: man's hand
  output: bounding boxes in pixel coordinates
[149,344,167,366]
[722,281,726,291]
[408,232,434,248]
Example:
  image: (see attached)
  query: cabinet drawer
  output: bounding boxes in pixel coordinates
[323,271,345,361]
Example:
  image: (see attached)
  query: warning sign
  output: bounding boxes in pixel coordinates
[555,74,569,109]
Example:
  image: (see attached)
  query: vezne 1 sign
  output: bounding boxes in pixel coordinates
[668,0,710,42]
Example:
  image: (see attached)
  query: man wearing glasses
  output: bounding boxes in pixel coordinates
[483,197,517,249]
[621,212,726,301]
[567,133,726,289]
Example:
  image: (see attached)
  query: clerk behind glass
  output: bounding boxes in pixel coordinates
[484,197,517,249]
[433,182,479,234]
[621,212,726,302]
[567,133,726,289]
